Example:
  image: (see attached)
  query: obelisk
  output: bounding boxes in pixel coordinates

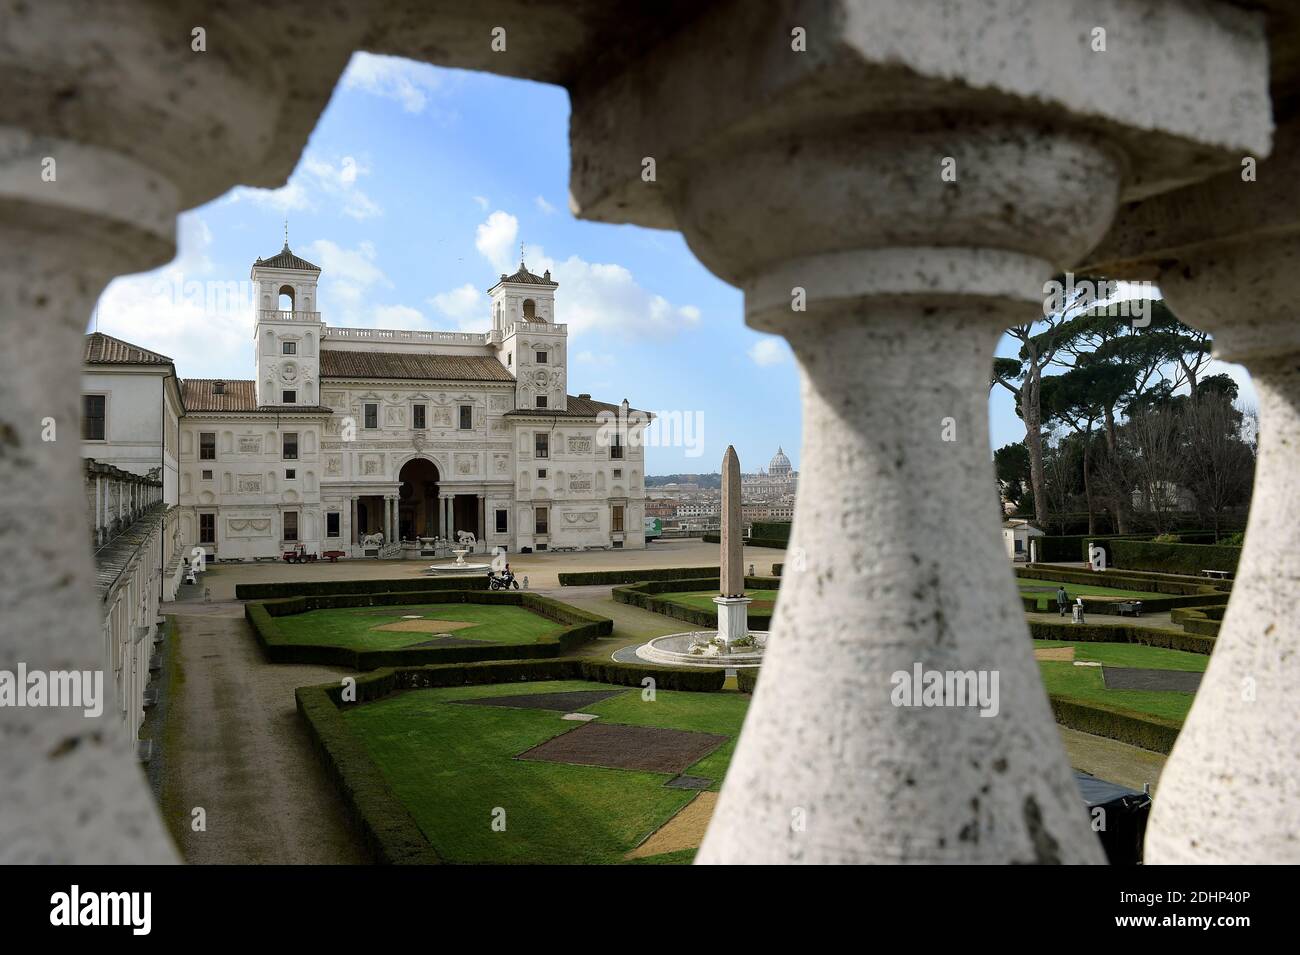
[714,445,750,645]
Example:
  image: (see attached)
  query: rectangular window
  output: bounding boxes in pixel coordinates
[535,433,549,459]
[535,506,549,535]
[412,404,426,429]
[536,395,548,409]
[282,341,296,355]
[613,540,623,549]
[199,513,215,545]
[364,403,378,429]
[495,509,508,534]
[283,511,298,542]
[459,405,473,430]
[282,390,296,404]
[199,432,216,460]
[537,468,547,479]
[285,468,296,480]
[82,395,106,441]
[327,512,340,538]
[282,432,298,460]
[535,350,548,364]
[613,469,622,479]
[201,470,213,481]
[612,505,625,533]
[611,432,624,460]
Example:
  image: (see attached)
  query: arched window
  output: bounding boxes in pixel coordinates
[278,285,295,312]
[522,298,536,321]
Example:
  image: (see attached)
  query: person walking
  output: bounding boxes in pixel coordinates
[1057,586,1069,617]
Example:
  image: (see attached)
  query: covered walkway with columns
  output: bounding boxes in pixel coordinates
[2,1,1296,864]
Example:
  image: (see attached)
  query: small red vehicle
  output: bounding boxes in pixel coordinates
[281,543,318,564]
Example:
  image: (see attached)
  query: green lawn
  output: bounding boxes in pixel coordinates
[341,680,749,864]
[660,589,780,614]
[270,603,564,651]
[1034,639,1205,723]
[1018,578,1166,611]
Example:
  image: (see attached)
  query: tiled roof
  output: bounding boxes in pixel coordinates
[253,243,321,272]
[491,262,558,288]
[84,332,173,366]
[180,379,330,414]
[505,394,649,418]
[320,350,515,382]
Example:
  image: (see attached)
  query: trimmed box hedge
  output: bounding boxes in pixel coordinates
[1028,619,1215,655]
[236,575,487,601]
[749,521,791,543]
[744,537,789,550]
[248,590,612,670]
[557,566,719,586]
[613,576,782,631]
[1016,565,1228,598]
[736,668,759,694]
[1108,539,1242,575]
[1048,695,1182,754]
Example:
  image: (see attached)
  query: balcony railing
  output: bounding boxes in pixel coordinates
[322,326,489,345]
[259,309,320,322]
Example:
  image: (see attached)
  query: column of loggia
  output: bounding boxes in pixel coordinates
[1143,238,1300,863]
[679,124,1125,864]
[0,130,179,862]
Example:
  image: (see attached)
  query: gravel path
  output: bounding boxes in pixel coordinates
[155,612,368,864]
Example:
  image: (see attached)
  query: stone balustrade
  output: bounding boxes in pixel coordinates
[1,0,1296,864]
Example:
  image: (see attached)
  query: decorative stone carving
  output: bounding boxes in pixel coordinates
[236,475,262,493]
[455,453,477,475]
[568,436,593,453]
[237,436,261,454]
[569,471,592,491]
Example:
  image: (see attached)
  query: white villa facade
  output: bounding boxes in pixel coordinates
[163,244,648,560]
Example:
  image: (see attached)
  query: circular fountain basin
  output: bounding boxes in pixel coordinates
[425,562,492,576]
[635,631,768,669]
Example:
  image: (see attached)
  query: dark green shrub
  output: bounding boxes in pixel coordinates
[557,566,719,586]
[1047,695,1181,754]
[236,575,486,600]
[736,668,759,693]
[749,521,791,543]
[1028,620,1215,655]
[612,576,780,630]
[1109,540,1241,575]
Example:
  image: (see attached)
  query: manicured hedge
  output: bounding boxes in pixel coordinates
[744,537,789,550]
[1170,606,1227,638]
[236,575,487,601]
[1034,534,1151,563]
[1028,619,1215,655]
[736,668,759,693]
[248,590,612,670]
[613,576,781,631]
[296,681,440,864]
[1108,540,1242,575]
[557,566,718,586]
[749,521,791,543]
[1017,565,1228,599]
[702,534,719,544]
[1047,695,1182,754]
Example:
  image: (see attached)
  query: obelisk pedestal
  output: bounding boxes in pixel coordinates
[716,445,750,646]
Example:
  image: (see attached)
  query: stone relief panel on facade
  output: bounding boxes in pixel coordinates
[226,517,272,538]
[361,454,383,476]
[236,475,262,494]
[455,452,477,475]
[568,436,593,453]
[569,471,593,492]
[237,436,261,454]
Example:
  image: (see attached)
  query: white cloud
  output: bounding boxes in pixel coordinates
[473,196,490,211]
[92,213,254,379]
[227,153,381,221]
[340,53,444,114]
[575,350,615,365]
[370,304,428,330]
[304,239,389,289]
[476,211,519,274]
[535,195,557,215]
[748,337,787,367]
[469,211,700,339]
[429,283,487,330]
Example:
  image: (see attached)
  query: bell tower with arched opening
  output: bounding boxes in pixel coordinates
[251,240,323,407]
[490,255,566,411]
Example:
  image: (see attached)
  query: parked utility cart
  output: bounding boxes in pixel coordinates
[281,544,318,564]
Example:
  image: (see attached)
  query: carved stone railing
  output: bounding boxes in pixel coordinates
[259,309,320,322]
[323,326,487,345]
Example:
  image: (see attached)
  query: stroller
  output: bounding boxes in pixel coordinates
[487,567,520,591]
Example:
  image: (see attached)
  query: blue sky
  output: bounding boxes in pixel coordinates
[93,53,1252,475]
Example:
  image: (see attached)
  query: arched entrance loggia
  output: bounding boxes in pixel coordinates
[398,457,441,540]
